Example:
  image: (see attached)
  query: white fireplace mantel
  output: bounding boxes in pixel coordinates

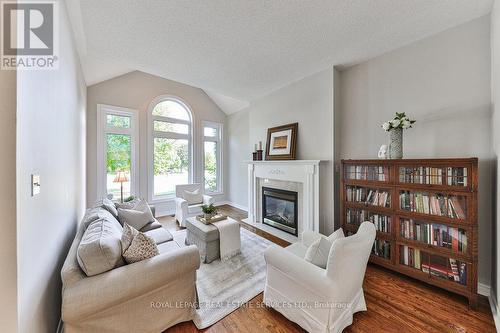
[243,160,321,238]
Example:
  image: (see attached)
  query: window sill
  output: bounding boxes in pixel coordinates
[205,191,224,197]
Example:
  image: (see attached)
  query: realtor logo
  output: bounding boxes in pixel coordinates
[1,1,58,69]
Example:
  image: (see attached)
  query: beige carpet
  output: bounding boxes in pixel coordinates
[172,228,273,329]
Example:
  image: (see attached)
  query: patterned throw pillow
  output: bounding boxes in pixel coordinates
[121,223,139,252]
[122,226,159,264]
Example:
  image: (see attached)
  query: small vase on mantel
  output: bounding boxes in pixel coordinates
[381,112,416,160]
[389,128,403,159]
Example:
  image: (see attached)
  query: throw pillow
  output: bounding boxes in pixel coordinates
[121,223,139,252]
[117,207,154,230]
[132,199,155,218]
[115,197,141,210]
[327,228,345,243]
[183,189,203,205]
[305,237,333,269]
[122,231,159,264]
[94,197,118,219]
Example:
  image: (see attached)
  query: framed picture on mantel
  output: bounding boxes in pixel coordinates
[265,122,298,160]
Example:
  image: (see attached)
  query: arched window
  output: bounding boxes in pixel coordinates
[149,97,193,199]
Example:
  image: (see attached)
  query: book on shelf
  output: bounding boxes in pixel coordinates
[399,191,466,219]
[348,165,389,181]
[447,167,468,187]
[372,239,390,259]
[346,186,391,207]
[400,167,444,185]
[346,209,391,233]
[399,219,467,253]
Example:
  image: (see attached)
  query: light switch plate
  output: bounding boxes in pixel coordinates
[31,174,40,196]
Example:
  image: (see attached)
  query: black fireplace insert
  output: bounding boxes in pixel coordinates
[262,187,298,236]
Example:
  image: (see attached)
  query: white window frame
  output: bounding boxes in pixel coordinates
[147,96,194,202]
[203,120,223,195]
[96,104,139,200]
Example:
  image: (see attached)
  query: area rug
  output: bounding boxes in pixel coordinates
[172,227,273,329]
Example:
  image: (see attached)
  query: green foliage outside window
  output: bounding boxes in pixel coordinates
[107,134,131,172]
[153,139,189,175]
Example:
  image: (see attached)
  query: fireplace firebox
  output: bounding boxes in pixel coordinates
[262,187,298,236]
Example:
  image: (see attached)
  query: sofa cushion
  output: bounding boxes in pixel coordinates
[188,204,203,214]
[77,218,124,276]
[140,220,162,232]
[183,189,203,205]
[157,240,181,254]
[122,232,159,264]
[93,198,118,219]
[144,227,173,244]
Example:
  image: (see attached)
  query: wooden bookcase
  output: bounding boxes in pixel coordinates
[340,158,478,307]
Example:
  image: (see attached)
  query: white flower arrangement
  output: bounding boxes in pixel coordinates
[381,112,416,132]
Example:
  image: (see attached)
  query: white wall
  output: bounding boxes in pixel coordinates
[491,0,500,321]
[86,71,227,216]
[0,50,17,333]
[16,1,87,332]
[227,109,249,210]
[228,68,335,234]
[338,16,492,287]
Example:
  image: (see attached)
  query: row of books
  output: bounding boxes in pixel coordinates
[447,167,468,186]
[346,187,391,207]
[399,246,467,285]
[346,209,391,233]
[399,219,467,253]
[399,167,444,185]
[345,165,389,182]
[372,239,391,259]
[399,191,466,219]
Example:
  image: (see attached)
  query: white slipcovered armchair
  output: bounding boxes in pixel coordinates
[174,184,214,227]
[264,222,376,333]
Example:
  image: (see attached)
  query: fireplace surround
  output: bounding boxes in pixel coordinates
[244,160,321,242]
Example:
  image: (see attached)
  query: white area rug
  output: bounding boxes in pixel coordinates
[172,227,273,329]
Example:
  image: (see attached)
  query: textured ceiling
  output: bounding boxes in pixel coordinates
[67,0,493,112]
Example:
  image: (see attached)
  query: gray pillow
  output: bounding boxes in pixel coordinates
[94,198,118,219]
[77,218,124,276]
[118,206,154,230]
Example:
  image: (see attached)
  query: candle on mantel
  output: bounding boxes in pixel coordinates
[258,141,262,150]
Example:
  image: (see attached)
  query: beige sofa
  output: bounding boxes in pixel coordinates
[61,206,200,333]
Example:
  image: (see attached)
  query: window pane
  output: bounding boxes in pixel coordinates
[204,126,217,137]
[154,138,189,196]
[106,114,130,128]
[106,134,131,200]
[153,120,189,134]
[152,100,190,121]
[204,141,218,192]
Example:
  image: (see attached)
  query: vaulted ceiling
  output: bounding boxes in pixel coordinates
[66,0,493,113]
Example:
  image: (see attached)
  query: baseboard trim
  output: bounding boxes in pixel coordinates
[478,282,490,297]
[56,318,64,333]
[217,200,248,211]
[489,289,500,331]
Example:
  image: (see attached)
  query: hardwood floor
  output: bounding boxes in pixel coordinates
[158,205,496,333]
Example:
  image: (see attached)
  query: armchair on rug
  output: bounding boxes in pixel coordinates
[264,222,376,333]
[175,184,214,227]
